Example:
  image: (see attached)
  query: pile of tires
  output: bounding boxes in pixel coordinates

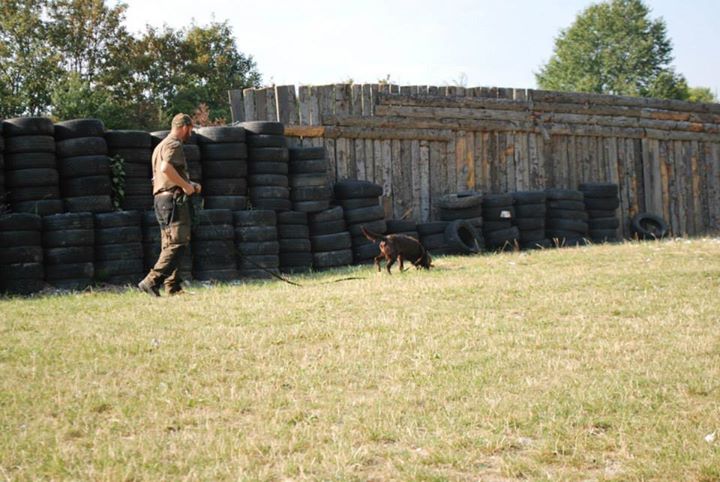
[234,210,280,279]
[94,211,144,285]
[334,180,386,263]
[545,189,588,246]
[192,209,237,282]
[437,192,484,253]
[141,210,192,282]
[106,130,153,211]
[277,211,313,273]
[482,194,519,250]
[196,126,248,211]
[288,147,332,213]
[2,117,64,215]
[55,119,113,213]
[512,191,551,249]
[308,206,353,270]
[579,183,620,243]
[42,212,94,290]
[150,130,202,185]
[0,213,45,294]
[0,122,5,205]
[416,221,451,254]
[385,220,419,240]
[630,212,669,240]
[241,122,291,211]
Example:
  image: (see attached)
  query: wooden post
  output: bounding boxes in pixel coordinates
[228,89,244,123]
[420,140,431,221]
[243,88,256,122]
[275,85,298,125]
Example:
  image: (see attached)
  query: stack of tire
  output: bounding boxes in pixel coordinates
[385,220,419,240]
[545,189,588,246]
[192,209,238,282]
[0,122,4,205]
[512,191,551,250]
[141,211,192,282]
[334,180,386,263]
[0,213,45,294]
[94,211,144,285]
[579,183,620,243]
[416,221,451,255]
[150,130,203,187]
[234,210,280,279]
[308,206,353,270]
[482,194,519,251]
[288,147,332,213]
[106,130,153,211]
[2,117,64,215]
[42,212,94,290]
[196,126,248,211]
[277,211,313,273]
[55,119,113,213]
[241,121,291,212]
[436,192,484,254]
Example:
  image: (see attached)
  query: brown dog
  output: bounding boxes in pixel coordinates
[361,226,433,274]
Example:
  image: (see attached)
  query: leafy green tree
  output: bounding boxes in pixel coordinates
[687,87,717,104]
[536,0,685,99]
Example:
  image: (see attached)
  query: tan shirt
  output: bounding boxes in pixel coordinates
[151,134,190,195]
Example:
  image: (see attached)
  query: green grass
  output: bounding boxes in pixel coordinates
[2,239,720,481]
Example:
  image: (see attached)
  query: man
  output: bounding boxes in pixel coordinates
[138,113,201,296]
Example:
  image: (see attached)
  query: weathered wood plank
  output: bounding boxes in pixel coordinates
[318,85,335,124]
[334,84,351,117]
[508,132,520,191]
[473,131,484,192]
[381,139,393,217]
[447,134,457,194]
[675,140,690,235]
[479,132,491,193]
[354,139,366,181]
[391,139,403,219]
[529,133,545,189]
[567,136,578,189]
[366,139,376,181]
[243,88,256,122]
[495,133,508,193]
[360,84,372,116]
[664,140,680,235]
[410,140,422,219]
[335,137,351,182]
[275,85,298,125]
[429,141,447,219]
[258,87,272,121]
[324,137,337,185]
[228,89,244,122]
[419,140,431,221]
[615,138,629,237]
[297,86,313,125]
[690,140,703,235]
[708,143,720,232]
[350,84,362,116]
[552,135,568,189]
[658,140,672,232]
[465,131,476,191]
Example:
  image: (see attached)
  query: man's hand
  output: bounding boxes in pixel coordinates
[191,181,202,195]
[182,183,196,196]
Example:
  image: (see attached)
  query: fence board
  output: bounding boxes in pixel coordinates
[391,140,403,219]
[335,84,351,117]
[447,134,457,193]
[420,140,431,221]
[324,138,337,185]
[690,141,703,235]
[228,90,244,122]
[495,133,508,193]
[243,88,256,122]
[350,84,362,116]
[401,140,414,218]
[615,138,628,236]
[381,140,393,217]
[709,143,720,231]
[354,139,366,181]
[429,141,447,219]
[335,137,351,181]
[366,139,376,181]
[658,140,672,232]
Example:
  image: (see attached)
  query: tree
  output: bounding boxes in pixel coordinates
[536,0,684,99]
[687,87,717,104]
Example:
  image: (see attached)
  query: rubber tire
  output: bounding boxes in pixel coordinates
[444,220,481,254]
[247,161,289,175]
[104,130,152,148]
[289,173,327,188]
[4,152,56,170]
[194,209,234,225]
[436,192,482,209]
[440,205,483,221]
[313,249,353,269]
[0,213,42,231]
[236,254,279,270]
[202,160,248,178]
[2,117,54,136]
[54,119,105,140]
[579,183,619,198]
[94,243,143,261]
[200,143,248,160]
[239,121,284,135]
[309,206,344,223]
[56,137,108,158]
[290,186,332,202]
[236,241,279,256]
[203,196,248,211]
[277,224,309,239]
[584,197,620,211]
[334,180,383,200]
[58,155,111,178]
[203,178,247,196]
[248,174,289,187]
[4,135,55,154]
[545,189,584,201]
[311,232,352,251]
[546,208,589,221]
[512,191,547,204]
[288,147,325,161]
[196,126,246,143]
[515,203,546,218]
[482,193,514,207]
[235,226,278,242]
[245,134,287,148]
[344,205,385,224]
[233,210,276,227]
[61,175,112,197]
[631,213,669,239]
[248,147,289,162]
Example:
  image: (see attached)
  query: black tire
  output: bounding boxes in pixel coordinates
[192,224,234,241]
[236,268,277,279]
[251,199,292,212]
[313,249,353,268]
[289,159,327,174]
[123,181,153,197]
[245,134,287,148]
[54,119,105,140]
[0,246,43,264]
[236,241,279,256]
[584,197,620,211]
[280,252,314,267]
[192,241,235,260]
[194,209,234,225]
[5,135,55,154]
[247,161,289,175]
[416,221,448,236]
[288,147,326,161]
[484,226,520,247]
[0,277,46,295]
[440,204,483,221]
[94,243,143,261]
[589,229,619,241]
[0,213,42,231]
[202,160,248,178]
[546,208,589,221]
[45,261,94,280]
[43,229,94,248]
[235,225,278,242]
[248,174,288,187]
[289,173,328,188]
[311,232,352,251]
[334,180,383,199]
[2,262,45,280]
[94,259,144,279]
[43,212,93,231]
[437,192,482,209]
[196,126,246,143]
[588,217,620,230]
[233,210,276,227]
[482,193,514,207]
[290,186,332,202]
[240,121,284,136]
[386,220,416,233]
[184,145,201,162]
[203,178,247,196]
[347,219,387,237]
[420,233,447,250]
[335,197,377,210]
[546,229,588,240]
[250,186,289,200]
[515,203,546,218]
[309,219,346,236]
[587,209,618,219]
[277,211,307,225]
[65,195,113,213]
[0,230,41,246]
[279,238,311,252]
[56,137,108,158]
[579,182,619,198]
[93,211,141,228]
[631,213,669,239]
[344,205,385,224]
[546,218,588,233]
[277,224,309,239]
[2,117,54,136]
[521,238,554,250]
[61,175,112,197]
[520,229,546,242]
[444,220,481,254]
[108,148,151,163]
[546,200,585,211]
[512,191,547,204]
[203,196,248,211]
[4,152,56,170]
[309,206,344,223]
[514,218,545,230]
[121,196,153,211]
[237,254,279,270]
[95,226,142,245]
[120,163,151,178]
[545,188,584,201]
[58,155,111,178]
[248,147,289,162]
[200,143,248,160]
[483,220,513,232]
[353,242,380,261]
[104,130,151,148]
[482,206,515,221]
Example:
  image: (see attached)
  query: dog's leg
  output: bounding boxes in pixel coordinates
[385,256,395,274]
[374,254,383,272]
[398,255,406,272]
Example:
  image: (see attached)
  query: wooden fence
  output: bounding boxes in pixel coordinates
[228,84,720,238]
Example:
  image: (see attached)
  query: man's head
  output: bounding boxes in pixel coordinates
[171,113,193,142]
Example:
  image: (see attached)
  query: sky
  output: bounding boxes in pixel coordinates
[120,0,719,97]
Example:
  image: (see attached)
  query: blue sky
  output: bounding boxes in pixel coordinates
[121,0,719,97]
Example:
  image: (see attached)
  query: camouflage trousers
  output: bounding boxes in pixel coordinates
[141,192,191,291]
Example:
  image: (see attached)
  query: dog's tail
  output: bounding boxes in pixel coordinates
[361,225,388,243]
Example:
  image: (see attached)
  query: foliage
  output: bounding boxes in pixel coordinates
[687,86,717,103]
[536,0,713,101]
[191,103,226,127]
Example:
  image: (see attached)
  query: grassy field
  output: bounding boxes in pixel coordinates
[1,239,720,481]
